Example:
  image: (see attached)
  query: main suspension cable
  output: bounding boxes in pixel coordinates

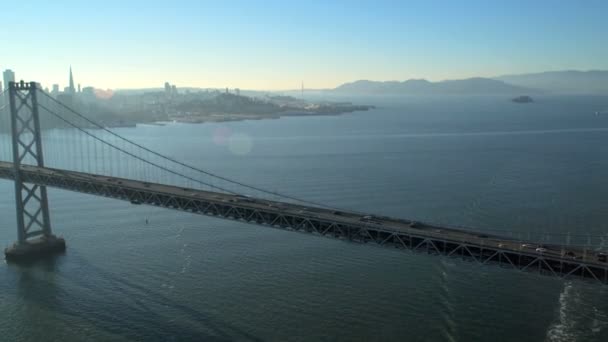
[38,102,239,195]
[37,89,337,209]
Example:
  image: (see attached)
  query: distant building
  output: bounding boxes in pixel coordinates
[3,69,15,91]
[171,85,177,97]
[52,84,60,96]
[164,82,171,97]
[68,66,75,95]
[57,93,73,107]
[36,83,51,107]
[82,86,95,95]
[0,80,5,129]
[81,87,96,102]
[78,83,81,93]
[235,88,240,96]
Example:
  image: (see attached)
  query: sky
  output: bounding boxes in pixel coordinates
[1,0,607,90]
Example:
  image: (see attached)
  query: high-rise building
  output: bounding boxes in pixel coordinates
[81,87,95,102]
[52,84,60,96]
[3,69,15,91]
[164,82,171,97]
[56,93,73,107]
[69,66,75,94]
[78,83,81,93]
[0,80,5,132]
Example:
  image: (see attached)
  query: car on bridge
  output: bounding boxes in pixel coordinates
[360,215,382,224]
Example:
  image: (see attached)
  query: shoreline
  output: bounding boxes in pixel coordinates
[0,104,375,132]
[165,106,374,125]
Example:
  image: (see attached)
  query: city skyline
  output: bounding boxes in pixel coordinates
[2,1,608,90]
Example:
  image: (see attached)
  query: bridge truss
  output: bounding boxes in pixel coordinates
[0,81,606,284]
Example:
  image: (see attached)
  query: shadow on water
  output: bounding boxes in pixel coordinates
[9,254,74,340]
[13,251,263,341]
[8,252,65,270]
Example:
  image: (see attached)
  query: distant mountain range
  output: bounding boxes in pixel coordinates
[494,70,608,94]
[112,70,608,96]
[332,70,608,95]
[333,78,534,95]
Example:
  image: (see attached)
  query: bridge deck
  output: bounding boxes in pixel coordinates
[1,161,607,284]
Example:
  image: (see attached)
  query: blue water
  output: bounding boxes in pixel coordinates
[1,95,608,341]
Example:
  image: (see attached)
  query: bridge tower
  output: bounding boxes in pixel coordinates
[4,81,65,261]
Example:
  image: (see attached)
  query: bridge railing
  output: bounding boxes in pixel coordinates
[423,220,608,250]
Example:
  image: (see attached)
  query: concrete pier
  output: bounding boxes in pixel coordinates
[4,235,66,262]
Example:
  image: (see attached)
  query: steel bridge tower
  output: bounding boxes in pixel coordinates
[4,81,65,260]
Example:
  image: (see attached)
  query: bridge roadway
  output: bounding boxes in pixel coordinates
[0,161,607,284]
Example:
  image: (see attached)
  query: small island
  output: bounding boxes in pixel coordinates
[512,95,534,103]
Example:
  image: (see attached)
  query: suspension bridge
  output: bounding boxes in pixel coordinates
[0,81,607,284]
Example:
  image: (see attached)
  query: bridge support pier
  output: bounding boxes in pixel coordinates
[3,81,65,262]
[5,235,66,261]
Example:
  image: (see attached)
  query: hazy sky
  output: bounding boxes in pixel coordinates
[2,0,607,90]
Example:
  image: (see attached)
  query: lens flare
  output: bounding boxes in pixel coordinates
[228,133,253,155]
[213,127,232,146]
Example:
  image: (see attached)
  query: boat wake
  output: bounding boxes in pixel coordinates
[546,282,608,341]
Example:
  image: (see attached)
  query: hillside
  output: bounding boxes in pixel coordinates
[495,70,608,94]
[333,77,534,95]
